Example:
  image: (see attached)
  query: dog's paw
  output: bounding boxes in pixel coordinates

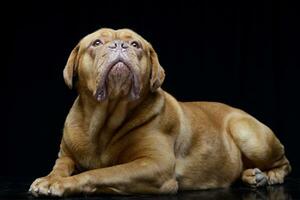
[242,168,268,187]
[29,176,76,197]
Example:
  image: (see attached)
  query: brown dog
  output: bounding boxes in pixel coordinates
[29,28,291,197]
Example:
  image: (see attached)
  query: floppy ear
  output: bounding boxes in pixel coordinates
[149,46,165,92]
[63,45,79,89]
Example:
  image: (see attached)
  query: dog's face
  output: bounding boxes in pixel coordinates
[63,28,165,101]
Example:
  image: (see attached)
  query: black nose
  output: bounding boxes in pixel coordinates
[108,40,129,50]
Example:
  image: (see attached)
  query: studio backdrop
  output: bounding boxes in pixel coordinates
[1,1,300,178]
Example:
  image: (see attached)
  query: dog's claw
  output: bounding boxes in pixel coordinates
[34,188,39,193]
[254,168,261,174]
[256,173,264,182]
[48,189,51,195]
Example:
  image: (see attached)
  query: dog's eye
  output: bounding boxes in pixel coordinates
[92,39,103,47]
[130,41,140,48]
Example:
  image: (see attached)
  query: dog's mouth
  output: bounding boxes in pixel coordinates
[95,58,141,101]
[108,61,131,77]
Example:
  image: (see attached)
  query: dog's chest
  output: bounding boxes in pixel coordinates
[65,99,130,171]
[66,134,115,170]
[73,146,113,170]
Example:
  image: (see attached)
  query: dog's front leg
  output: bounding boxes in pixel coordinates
[39,157,177,196]
[29,146,76,197]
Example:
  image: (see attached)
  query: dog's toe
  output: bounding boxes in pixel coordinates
[242,168,268,188]
[254,168,268,187]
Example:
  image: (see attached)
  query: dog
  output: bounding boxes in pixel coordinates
[29,28,291,197]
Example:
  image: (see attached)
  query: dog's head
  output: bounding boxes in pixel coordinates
[63,28,165,101]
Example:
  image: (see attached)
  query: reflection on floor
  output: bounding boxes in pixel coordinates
[0,177,299,200]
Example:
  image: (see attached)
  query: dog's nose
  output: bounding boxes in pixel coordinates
[108,40,129,50]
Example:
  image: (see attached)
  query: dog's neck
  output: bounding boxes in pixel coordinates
[77,87,164,153]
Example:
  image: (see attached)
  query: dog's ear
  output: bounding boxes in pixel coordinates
[63,44,80,89]
[149,45,165,92]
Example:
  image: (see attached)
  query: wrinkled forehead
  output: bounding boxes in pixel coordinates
[80,28,147,47]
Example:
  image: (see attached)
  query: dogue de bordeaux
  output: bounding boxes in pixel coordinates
[29,28,291,197]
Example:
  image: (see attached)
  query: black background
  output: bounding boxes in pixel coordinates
[1,1,300,179]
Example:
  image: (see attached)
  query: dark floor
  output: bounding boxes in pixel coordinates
[0,177,300,200]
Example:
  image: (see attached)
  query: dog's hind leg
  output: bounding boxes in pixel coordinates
[228,115,291,187]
